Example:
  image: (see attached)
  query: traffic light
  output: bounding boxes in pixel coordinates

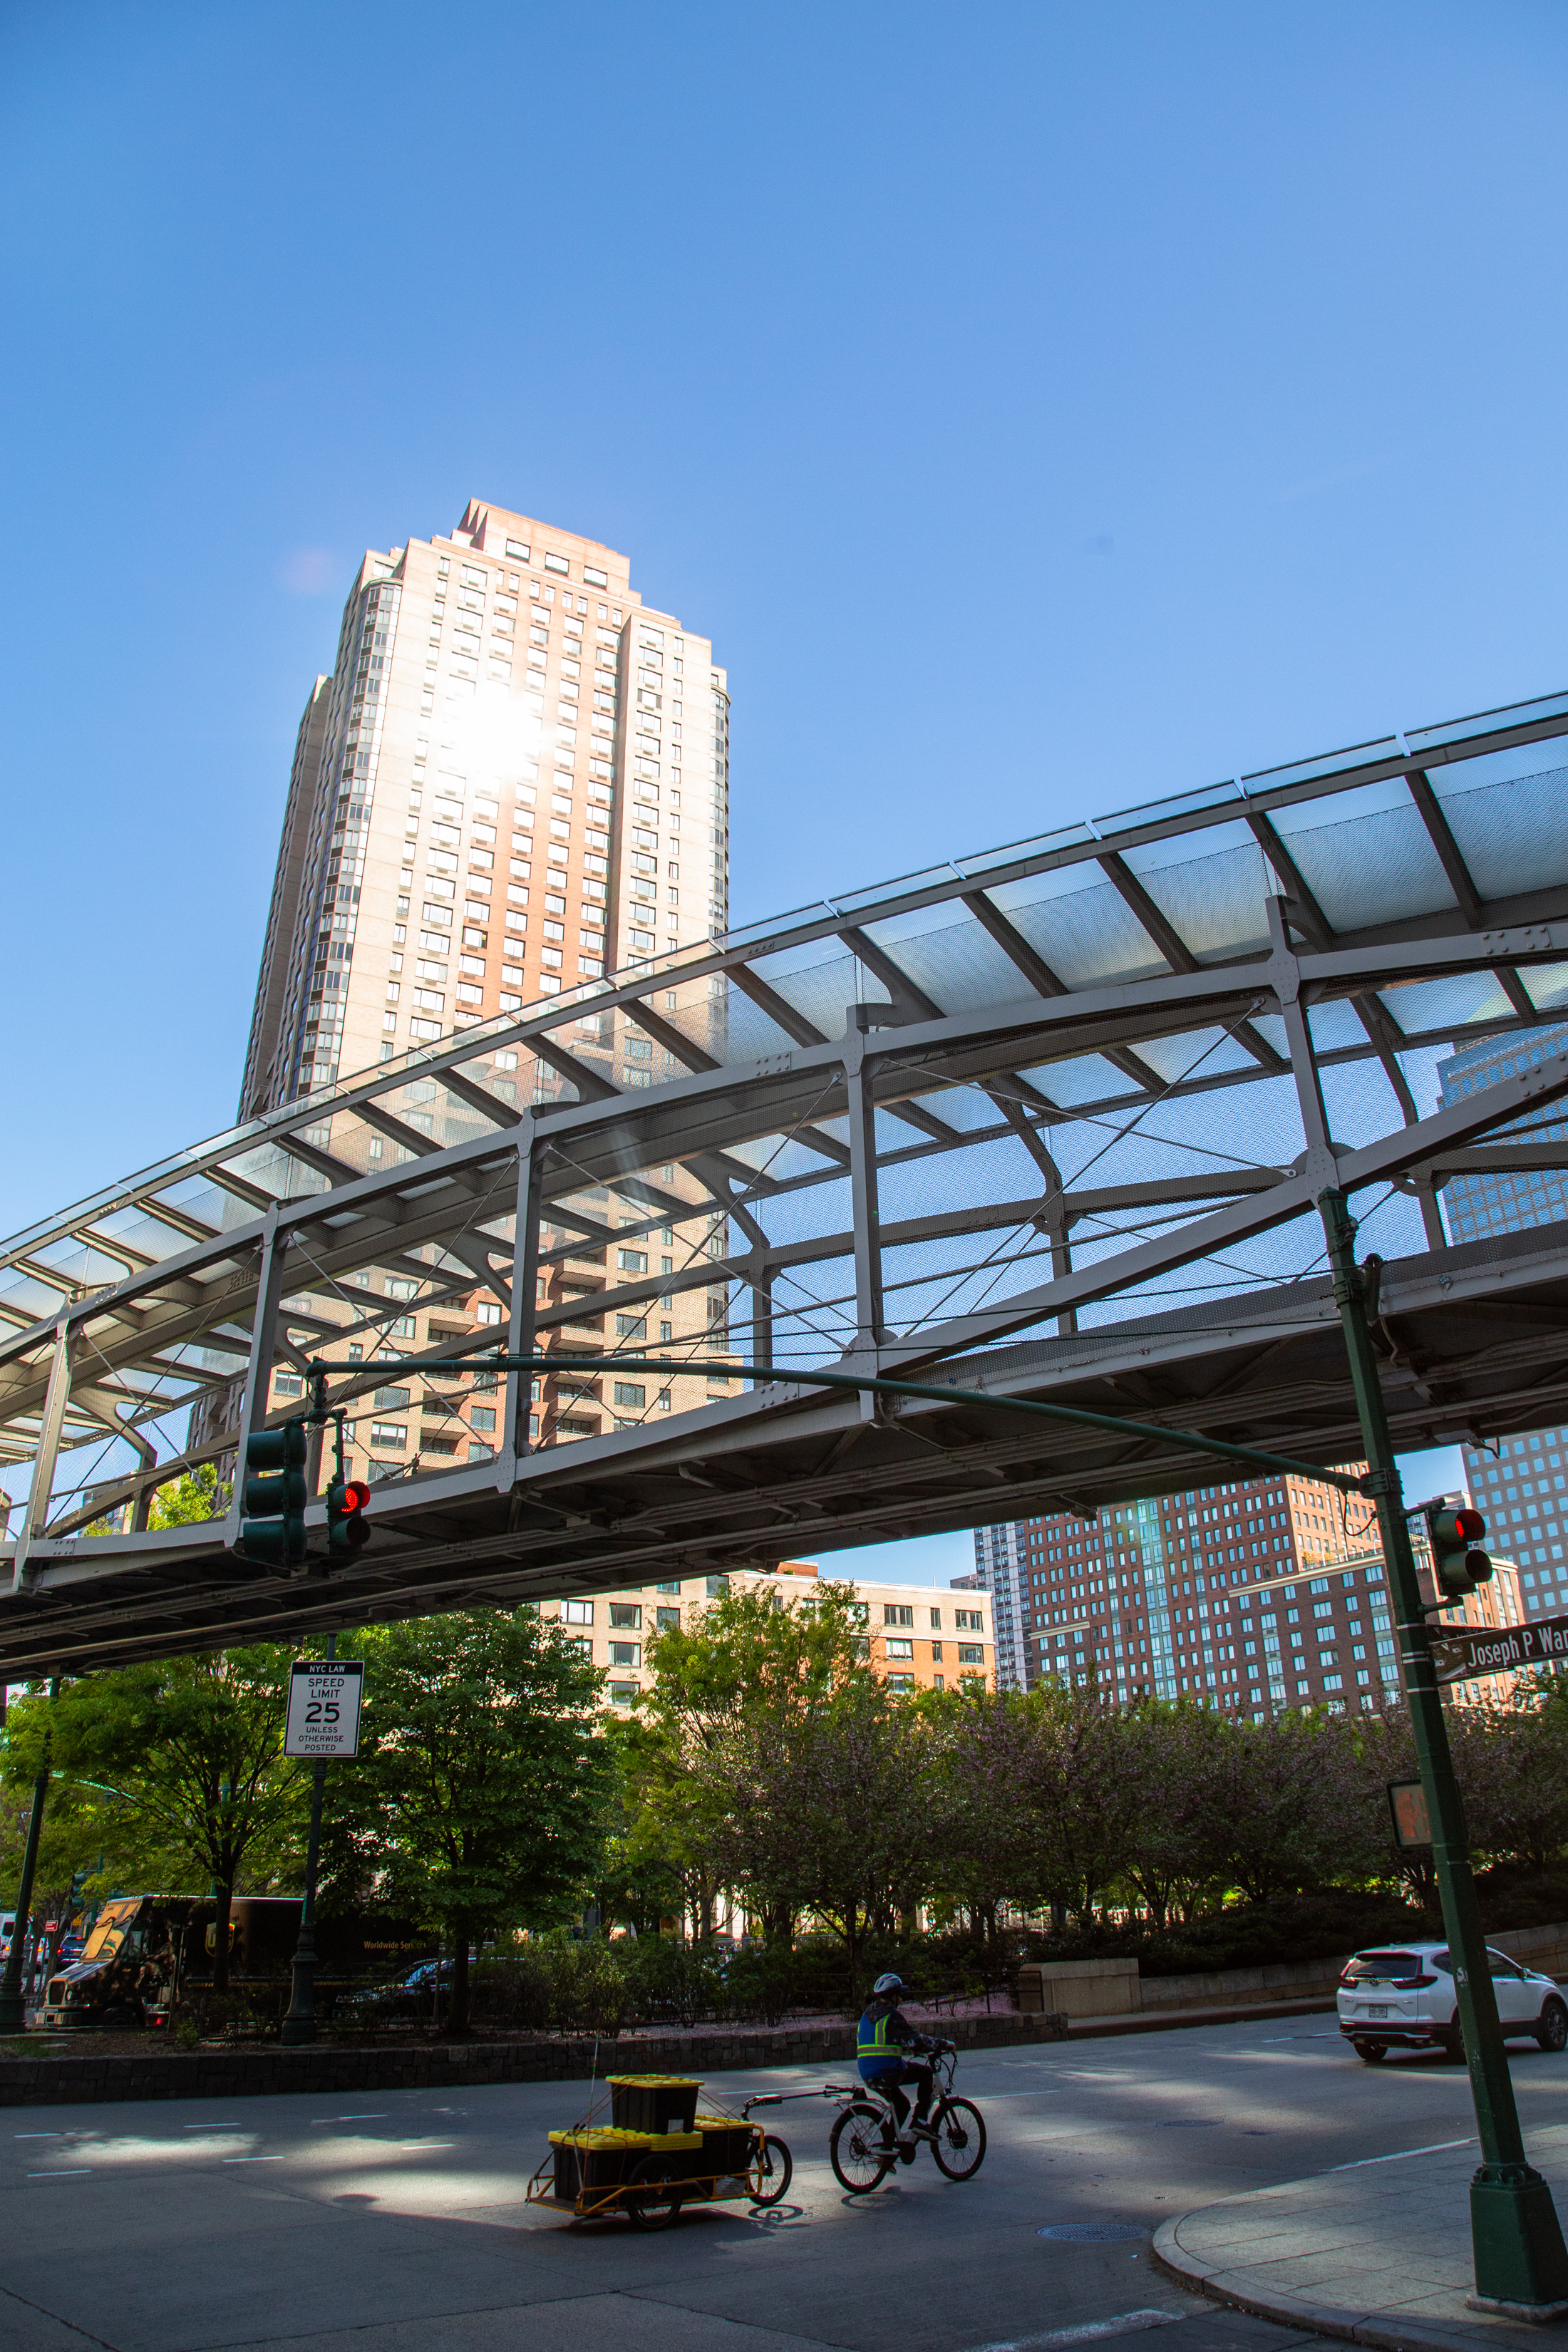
[1425,1502,1492,1600]
[240,1420,309,1566]
[326,1475,372,1559]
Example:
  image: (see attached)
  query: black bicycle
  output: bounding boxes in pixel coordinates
[827,2041,986,2193]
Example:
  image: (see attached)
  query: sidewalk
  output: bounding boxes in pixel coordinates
[1154,2121,1568,2352]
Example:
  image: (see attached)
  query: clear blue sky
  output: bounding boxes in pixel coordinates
[4,2,1554,1561]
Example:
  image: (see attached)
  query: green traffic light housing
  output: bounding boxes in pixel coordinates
[240,1419,309,1567]
[1425,1501,1492,1600]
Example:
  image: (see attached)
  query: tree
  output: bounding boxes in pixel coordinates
[148,1466,229,1527]
[346,1609,616,2032]
[700,1674,934,2001]
[1013,1687,1145,1925]
[1116,1700,1237,1929]
[1212,1706,1368,1904]
[18,1650,305,1987]
[629,1577,875,1942]
[925,1688,1042,1943]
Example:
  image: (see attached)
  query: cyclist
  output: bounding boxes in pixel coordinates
[857,1971,940,2148]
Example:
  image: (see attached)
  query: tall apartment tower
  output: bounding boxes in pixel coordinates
[973,1468,1385,1713]
[1438,1021,1568,1619]
[241,498,729,1115]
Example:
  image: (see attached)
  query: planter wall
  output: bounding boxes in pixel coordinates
[0,2006,1069,2110]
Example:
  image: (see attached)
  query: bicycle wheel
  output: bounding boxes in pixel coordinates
[929,2095,986,2182]
[623,2153,685,2230]
[830,2103,894,2194]
[748,2132,793,2205]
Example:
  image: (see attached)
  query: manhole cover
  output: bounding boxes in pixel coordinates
[1038,2222,1150,2242]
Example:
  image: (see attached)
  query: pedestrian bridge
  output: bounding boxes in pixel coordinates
[5,688,1568,1676]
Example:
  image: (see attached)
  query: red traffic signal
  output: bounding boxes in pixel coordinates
[1425,1501,1491,1599]
[326,1476,373,1557]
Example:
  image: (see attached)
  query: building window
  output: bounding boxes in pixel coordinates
[885,1638,914,1660]
[609,1603,641,1629]
[884,1604,914,1627]
[929,1607,942,1628]
[372,1386,411,1410]
[505,538,530,559]
[608,1682,637,1705]
[562,1599,593,1626]
[614,1381,646,1407]
[545,552,569,574]
[469,1406,496,1432]
[609,1641,641,1668]
[957,1644,984,1665]
[369,1423,406,1449]
[656,1606,680,1630]
[930,1641,944,1662]
[887,1673,915,1694]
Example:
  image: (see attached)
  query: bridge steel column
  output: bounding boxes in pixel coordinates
[845,1011,889,1356]
[499,1113,547,1483]
[10,1323,74,1595]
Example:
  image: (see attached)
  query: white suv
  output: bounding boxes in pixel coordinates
[1339,1941,1567,2063]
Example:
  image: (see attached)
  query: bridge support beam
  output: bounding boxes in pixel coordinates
[845,1013,888,1356]
[500,1115,547,1484]
[11,1324,74,1595]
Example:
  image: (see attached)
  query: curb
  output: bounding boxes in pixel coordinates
[1152,2202,1530,2352]
[1066,1996,1336,2041]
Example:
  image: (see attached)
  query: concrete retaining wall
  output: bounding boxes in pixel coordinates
[0,2006,1069,2109]
[1022,1919,1568,2020]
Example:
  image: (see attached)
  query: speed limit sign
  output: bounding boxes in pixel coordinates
[284,1659,364,1758]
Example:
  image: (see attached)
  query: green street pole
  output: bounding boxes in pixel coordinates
[0,1676,60,2033]
[280,1632,334,2049]
[1321,1186,1568,2317]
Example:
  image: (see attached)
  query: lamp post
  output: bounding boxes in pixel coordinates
[1321,1187,1568,2317]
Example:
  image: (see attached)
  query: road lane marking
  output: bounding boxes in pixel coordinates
[312,2113,389,2123]
[28,2170,92,2180]
[223,2155,286,2164]
[967,2309,1186,2351]
[1324,2135,1477,2171]
[183,2122,243,2130]
[15,2132,63,2138]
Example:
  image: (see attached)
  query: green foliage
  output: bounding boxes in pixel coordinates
[148,1467,229,1528]
[339,1609,617,2030]
[624,1577,877,1945]
[3,1651,304,1988]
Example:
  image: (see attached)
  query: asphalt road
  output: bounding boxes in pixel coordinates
[5,2017,1568,2352]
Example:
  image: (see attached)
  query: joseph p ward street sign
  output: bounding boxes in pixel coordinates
[284,1659,365,1758]
[1430,1613,1568,1685]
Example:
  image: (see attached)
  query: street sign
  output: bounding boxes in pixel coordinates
[284,1659,364,1758]
[1430,1611,1568,1684]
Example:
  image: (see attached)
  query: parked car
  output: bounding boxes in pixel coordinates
[1339,1942,1567,2064]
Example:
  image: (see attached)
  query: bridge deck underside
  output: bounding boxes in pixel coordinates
[4,1220,1566,1677]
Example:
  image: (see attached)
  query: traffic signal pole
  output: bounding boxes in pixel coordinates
[281,1629,335,2048]
[1320,1185,1568,2317]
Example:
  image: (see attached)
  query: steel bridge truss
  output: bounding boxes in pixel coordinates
[5,690,1568,1674]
